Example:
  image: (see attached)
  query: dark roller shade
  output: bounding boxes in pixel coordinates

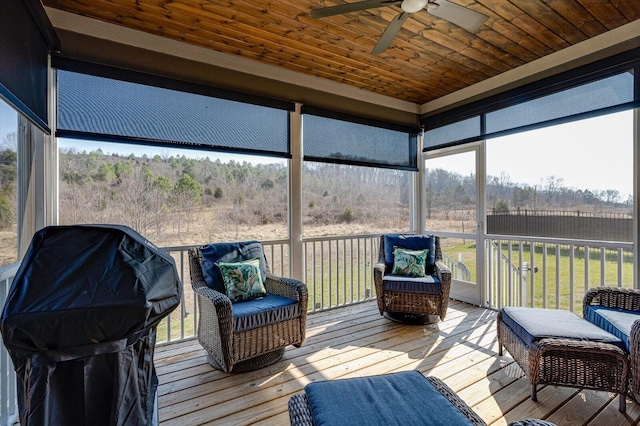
[0,0,58,132]
[302,107,418,171]
[56,69,291,158]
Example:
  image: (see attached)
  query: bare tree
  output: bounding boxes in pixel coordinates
[542,175,564,204]
[1,132,17,151]
[601,189,621,205]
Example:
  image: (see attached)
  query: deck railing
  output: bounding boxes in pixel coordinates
[157,236,379,345]
[485,235,634,313]
[0,263,19,426]
[0,233,636,420]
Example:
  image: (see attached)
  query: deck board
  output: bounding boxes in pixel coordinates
[154,301,640,425]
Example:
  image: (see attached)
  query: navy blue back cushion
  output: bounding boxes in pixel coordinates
[584,305,640,352]
[305,370,474,426]
[199,241,267,293]
[383,234,436,273]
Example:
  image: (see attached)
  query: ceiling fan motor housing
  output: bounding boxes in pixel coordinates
[401,0,428,14]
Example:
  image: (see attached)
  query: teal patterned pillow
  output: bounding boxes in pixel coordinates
[218,258,267,302]
[392,247,429,277]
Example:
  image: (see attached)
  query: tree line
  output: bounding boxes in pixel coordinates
[426,168,630,220]
[0,139,631,245]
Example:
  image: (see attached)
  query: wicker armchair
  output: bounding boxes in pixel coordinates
[188,241,307,373]
[584,286,640,398]
[373,234,451,323]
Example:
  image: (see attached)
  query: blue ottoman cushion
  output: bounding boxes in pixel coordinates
[382,274,441,294]
[304,371,475,426]
[584,305,640,352]
[501,306,624,350]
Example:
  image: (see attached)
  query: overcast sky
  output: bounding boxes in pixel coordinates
[428,109,634,199]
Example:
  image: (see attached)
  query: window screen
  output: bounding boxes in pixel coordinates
[56,70,291,157]
[303,111,418,171]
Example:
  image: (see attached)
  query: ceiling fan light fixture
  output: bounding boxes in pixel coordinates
[401,0,429,14]
[426,2,440,12]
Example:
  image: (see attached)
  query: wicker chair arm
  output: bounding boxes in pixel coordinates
[265,274,308,302]
[434,260,451,277]
[631,319,640,396]
[192,281,233,312]
[583,287,640,314]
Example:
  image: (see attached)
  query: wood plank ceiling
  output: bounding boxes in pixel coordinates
[42,0,640,104]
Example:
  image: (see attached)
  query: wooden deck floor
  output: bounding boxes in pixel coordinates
[154,300,640,425]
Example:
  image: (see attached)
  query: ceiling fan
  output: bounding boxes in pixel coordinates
[311,0,489,54]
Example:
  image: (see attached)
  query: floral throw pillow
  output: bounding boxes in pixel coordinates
[218,258,267,302]
[391,247,429,277]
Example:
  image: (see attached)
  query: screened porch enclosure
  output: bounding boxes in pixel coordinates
[1,1,640,423]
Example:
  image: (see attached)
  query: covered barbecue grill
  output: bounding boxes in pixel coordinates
[0,224,182,426]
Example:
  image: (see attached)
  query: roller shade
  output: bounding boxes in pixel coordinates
[0,0,59,132]
[303,107,418,171]
[422,49,640,151]
[55,66,292,158]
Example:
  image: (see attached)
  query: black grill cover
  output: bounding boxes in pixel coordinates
[0,225,182,426]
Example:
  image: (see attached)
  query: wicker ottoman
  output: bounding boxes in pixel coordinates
[288,371,555,426]
[497,307,630,412]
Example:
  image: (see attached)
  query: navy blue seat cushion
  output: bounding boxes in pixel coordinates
[200,241,267,293]
[232,293,298,332]
[501,306,624,350]
[584,305,640,352]
[304,371,475,426]
[383,235,436,274]
[382,274,441,294]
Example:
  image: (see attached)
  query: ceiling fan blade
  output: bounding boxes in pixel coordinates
[311,0,400,19]
[426,0,488,31]
[371,12,410,55]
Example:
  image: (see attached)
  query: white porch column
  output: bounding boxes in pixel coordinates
[634,107,639,289]
[417,131,425,234]
[289,103,304,280]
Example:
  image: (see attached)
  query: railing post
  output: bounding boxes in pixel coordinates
[0,264,19,426]
[520,261,528,307]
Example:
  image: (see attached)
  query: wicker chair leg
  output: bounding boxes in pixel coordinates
[619,393,626,413]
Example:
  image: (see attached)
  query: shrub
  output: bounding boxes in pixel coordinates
[338,207,354,224]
